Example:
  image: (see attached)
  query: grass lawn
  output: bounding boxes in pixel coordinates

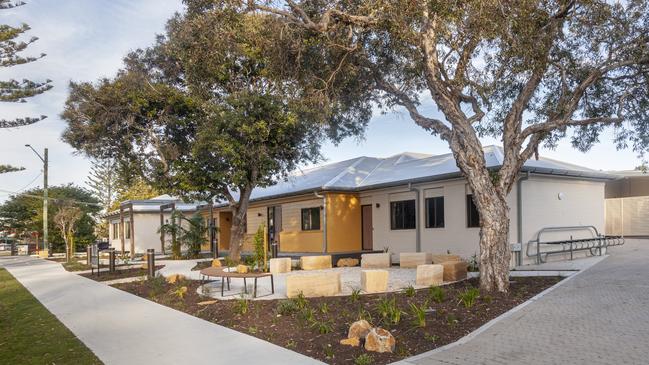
[0,268,102,365]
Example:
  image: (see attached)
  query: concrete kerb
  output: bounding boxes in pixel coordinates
[393,255,609,365]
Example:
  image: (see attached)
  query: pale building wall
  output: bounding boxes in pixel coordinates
[606,197,649,236]
[107,211,191,254]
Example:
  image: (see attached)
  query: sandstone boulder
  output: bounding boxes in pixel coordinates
[236,264,249,274]
[347,319,372,340]
[166,274,186,284]
[339,337,360,347]
[336,258,359,267]
[364,327,396,353]
[211,259,222,267]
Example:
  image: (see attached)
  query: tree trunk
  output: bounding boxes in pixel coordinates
[477,196,511,292]
[228,206,247,263]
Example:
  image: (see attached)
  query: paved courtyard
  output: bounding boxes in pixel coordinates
[400,238,649,365]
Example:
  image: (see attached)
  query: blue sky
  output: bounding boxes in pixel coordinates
[0,0,642,203]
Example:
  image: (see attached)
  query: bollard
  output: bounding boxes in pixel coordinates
[271,242,278,258]
[87,245,93,265]
[108,248,116,273]
[147,249,155,278]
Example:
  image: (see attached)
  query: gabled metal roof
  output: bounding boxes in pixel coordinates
[245,145,614,202]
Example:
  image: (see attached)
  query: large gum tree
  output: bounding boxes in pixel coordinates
[247,0,649,291]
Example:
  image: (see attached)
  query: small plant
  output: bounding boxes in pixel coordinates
[446,313,459,327]
[404,285,416,297]
[311,319,334,334]
[482,294,493,304]
[350,288,361,303]
[224,256,236,267]
[323,344,335,359]
[318,302,329,314]
[299,307,316,323]
[424,333,439,342]
[377,297,401,325]
[357,307,373,322]
[172,286,188,300]
[252,225,267,272]
[428,286,445,303]
[286,339,297,349]
[248,326,258,334]
[354,353,374,365]
[147,274,166,298]
[458,287,480,308]
[234,297,250,315]
[467,253,479,272]
[409,302,427,328]
[276,299,299,315]
[292,292,308,310]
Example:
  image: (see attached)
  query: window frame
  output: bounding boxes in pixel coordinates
[390,199,417,230]
[301,207,321,231]
[425,196,445,228]
[466,194,481,228]
[125,221,131,239]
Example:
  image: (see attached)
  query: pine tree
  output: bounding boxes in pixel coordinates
[1,0,52,128]
[86,158,117,213]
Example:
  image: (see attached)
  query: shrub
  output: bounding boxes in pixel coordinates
[404,285,416,297]
[467,253,479,272]
[409,302,427,328]
[234,298,250,315]
[458,287,480,308]
[172,286,188,300]
[428,286,445,303]
[354,353,374,365]
[377,297,401,325]
[276,299,299,315]
[147,274,166,298]
[252,225,267,272]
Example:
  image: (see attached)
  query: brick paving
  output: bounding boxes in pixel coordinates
[401,239,649,365]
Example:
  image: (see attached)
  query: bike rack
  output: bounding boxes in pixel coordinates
[526,225,624,264]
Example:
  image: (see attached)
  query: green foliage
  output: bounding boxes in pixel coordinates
[409,302,427,328]
[292,292,308,310]
[428,286,446,304]
[376,297,401,325]
[146,274,166,299]
[0,165,24,174]
[233,298,250,315]
[276,299,299,316]
[86,158,118,218]
[458,288,480,308]
[252,225,266,272]
[323,344,334,360]
[424,333,439,342]
[350,288,361,303]
[310,319,334,334]
[159,211,207,259]
[354,353,374,365]
[0,184,100,253]
[357,307,373,323]
[298,307,316,324]
[404,285,416,297]
[446,313,459,327]
[468,254,479,272]
[318,302,329,314]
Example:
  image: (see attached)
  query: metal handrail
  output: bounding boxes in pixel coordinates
[526,225,624,264]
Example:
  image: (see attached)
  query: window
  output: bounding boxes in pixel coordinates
[466,195,481,228]
[425,197,445,228]
[125,221,131,239]
[301,207,321,231]
[112,223,119,239]
[390,200,416,230]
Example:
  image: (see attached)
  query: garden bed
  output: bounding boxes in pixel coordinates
[81,265,165,282]
[113,276,561,364]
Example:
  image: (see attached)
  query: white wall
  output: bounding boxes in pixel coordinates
[108,211,187,254]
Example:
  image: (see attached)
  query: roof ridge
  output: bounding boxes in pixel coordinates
[322,157,368,189]
[356,157,388,186]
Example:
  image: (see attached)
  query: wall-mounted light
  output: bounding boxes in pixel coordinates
[375,203,381,208]
[558,192,566,200]
[257,212,263,217]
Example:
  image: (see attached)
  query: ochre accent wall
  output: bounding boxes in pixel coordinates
[279,230,322,252]
[326,193,362,253]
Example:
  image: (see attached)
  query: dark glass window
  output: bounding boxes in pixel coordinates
[425,196,445,228]
[390,200,416,230]
[466,194,481,228]
[301,207,321,231]
[112,223,119,239]
[125,221,131,239]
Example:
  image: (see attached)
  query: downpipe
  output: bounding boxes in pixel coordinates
[314,191,327,253]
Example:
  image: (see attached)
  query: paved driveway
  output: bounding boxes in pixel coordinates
[0,256,323,365]
[401,238,649,365]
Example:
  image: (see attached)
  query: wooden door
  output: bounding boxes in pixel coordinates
[362,205,373,250]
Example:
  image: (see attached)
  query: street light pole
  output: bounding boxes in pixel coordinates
[25,145,49,256]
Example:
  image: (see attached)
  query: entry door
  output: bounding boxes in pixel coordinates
[362,205,373,250]
[267,206,282,250]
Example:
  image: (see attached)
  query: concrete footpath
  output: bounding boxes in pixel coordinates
[0,256,322,365]
[400,238,649,365]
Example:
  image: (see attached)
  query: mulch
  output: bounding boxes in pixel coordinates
[80,265,165,282]
[113,276,560,364]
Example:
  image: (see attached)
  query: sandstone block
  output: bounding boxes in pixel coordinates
[166,274,186,284]
[399,252,432,268]
[361,269,389,293]
[211,259,222,267]
[441,260,468,282]
[286,272,341,298]
[269,257,292,274]
[300,255,332,270]
[340,337,360,347]
[365,327,396,353]
[336,258,359,267]
[361,252,391,268]
[430,254,462,264]
[348,319,372,339]
[416,264,444,286]
[197,300,217,306]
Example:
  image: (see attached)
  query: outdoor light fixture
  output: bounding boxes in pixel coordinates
[376,203,381,208]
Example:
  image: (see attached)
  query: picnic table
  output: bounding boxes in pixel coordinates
[199,267,274,298]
